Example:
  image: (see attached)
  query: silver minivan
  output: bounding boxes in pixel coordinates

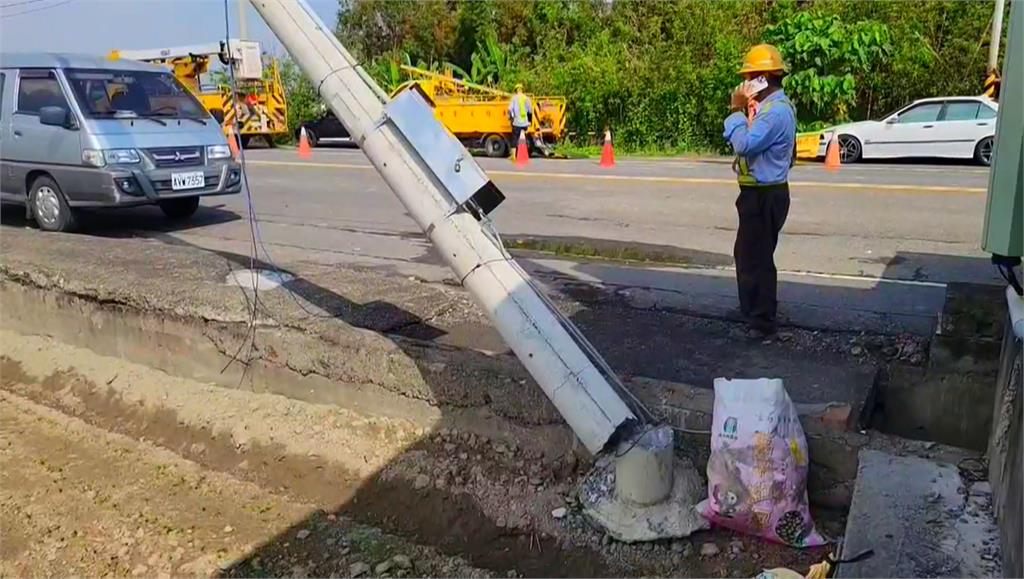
[0,53,242,232]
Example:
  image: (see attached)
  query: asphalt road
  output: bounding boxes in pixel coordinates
[67,147,1001,335]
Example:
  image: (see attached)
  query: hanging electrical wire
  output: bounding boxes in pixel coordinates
[216,0,363,383]
[0,0,72,18]
[1,0,57,8]
[219,0,264,379]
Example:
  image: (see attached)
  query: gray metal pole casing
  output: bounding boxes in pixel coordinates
[248,0,637,454]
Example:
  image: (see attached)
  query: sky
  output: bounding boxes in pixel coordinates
[0,0,338,57]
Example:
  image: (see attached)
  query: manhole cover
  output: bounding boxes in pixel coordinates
[225,268,295,291]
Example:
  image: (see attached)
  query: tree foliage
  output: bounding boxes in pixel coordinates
[278,57,323,136]
[765,12,892,126]
[323,0,1004,152]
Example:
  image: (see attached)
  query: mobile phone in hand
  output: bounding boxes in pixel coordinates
[745,76,769,95]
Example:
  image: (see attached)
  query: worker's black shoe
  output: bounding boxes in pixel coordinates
[747,318,777,338]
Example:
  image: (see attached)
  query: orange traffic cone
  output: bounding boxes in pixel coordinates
[297,126,313,159]
[824,136,841,171]
[514,131,529,167]
[226,126,240,158]
[599,129,615,168]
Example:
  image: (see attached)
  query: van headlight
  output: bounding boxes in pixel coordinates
[207,144,232,160]
[104,149,141,164]
[82,149,105,167]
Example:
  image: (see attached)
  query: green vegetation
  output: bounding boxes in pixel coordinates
[278,57,323,137]
[284,0,1003,154]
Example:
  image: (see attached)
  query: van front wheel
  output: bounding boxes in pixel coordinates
[30,176,76,232]
[159,197,200,220]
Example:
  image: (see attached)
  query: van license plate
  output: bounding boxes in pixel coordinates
[171,171,205,191]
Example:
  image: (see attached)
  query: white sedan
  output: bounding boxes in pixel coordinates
[818,96,998,166]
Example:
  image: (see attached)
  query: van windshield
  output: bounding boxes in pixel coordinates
[66,68,208,120]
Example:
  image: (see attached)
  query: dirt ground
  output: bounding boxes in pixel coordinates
[0,330,841,578]
[0,391,493,579]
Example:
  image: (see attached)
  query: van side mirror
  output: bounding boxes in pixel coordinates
[39,106,73,129]
[885,115,899,125]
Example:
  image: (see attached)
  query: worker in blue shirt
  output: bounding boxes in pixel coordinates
[723,43,797,336]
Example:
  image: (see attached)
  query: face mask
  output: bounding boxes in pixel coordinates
[744,76,769,96]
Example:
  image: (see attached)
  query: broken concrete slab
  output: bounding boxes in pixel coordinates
[837,449,1001,578]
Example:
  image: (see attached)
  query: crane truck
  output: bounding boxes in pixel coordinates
[109,40,288,147]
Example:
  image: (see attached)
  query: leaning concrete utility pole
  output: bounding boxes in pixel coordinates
[248,0,638,455]
[249,0,707,541]
[989,0,1006,72]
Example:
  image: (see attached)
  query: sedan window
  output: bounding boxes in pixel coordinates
[978,105,997,120]
[897,103,942,124]
[942,101,981,121]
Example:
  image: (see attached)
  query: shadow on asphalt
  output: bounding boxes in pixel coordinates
[0,202,242,235]
[850,157,989,168]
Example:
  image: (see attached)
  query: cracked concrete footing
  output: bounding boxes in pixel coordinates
[580,425,709,542]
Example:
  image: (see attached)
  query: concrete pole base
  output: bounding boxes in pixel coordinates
[615,425,675,505]
[579,425,709,542]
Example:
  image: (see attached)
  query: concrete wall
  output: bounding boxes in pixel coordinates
[987,318,1023,579]
[881,283,1007,451]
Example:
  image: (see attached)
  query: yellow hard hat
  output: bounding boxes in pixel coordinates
[514,83,524,91]
[739,44,787,75]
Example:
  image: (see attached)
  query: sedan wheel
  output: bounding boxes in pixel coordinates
[975,137,994,166]
[838,134,862,164]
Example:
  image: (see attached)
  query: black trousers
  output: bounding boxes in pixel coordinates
[511,125,527,152]
[734,182,790,326]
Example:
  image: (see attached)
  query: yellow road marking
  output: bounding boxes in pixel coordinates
[245,159,986,194]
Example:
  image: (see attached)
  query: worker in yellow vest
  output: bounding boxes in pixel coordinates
[723,44,797,336]
[508,83,533,157]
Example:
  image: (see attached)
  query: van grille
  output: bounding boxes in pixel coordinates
[148,147,203,168]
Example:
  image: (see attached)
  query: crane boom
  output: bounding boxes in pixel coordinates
[114,42,234,62]
[113,40,264,80]
[248,0,644,454]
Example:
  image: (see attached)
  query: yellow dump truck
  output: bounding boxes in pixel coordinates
[110,40,288,147]
[391,66,567,157]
